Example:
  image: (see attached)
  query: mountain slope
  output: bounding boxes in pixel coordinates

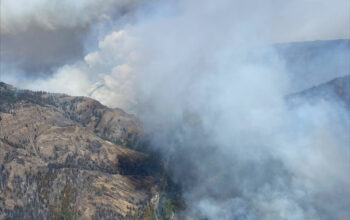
[0,82,161,219]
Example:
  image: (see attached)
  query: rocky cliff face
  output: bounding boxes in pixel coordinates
[0,82,167,219]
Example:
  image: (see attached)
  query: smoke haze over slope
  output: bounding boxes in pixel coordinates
[1,0,350,219]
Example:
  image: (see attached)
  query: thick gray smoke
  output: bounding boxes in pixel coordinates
[1,0,350,219]
[128,2,350,219]
[0,0,145,75]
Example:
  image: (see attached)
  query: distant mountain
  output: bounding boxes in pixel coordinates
[275,39,350,92]
[287,74,350,109]
[0,82,178,219]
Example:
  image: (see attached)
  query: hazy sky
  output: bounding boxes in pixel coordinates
[0,0,348,108]
[0,0,349,79]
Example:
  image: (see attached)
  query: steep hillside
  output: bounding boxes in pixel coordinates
[0,82,167,219]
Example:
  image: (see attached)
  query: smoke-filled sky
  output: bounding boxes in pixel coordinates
[1,0,350,219]
[1,0,349,103]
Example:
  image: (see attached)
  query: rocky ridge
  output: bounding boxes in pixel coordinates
[0,82,177,219]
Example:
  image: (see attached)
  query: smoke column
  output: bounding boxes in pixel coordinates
[128,2,350,219]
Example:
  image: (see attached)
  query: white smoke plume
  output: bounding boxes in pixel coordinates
[1,0,350,219]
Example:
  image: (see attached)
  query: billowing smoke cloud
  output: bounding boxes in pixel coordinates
[2,0,350,219]
[2,29,139,109]
[126,3,350,218]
